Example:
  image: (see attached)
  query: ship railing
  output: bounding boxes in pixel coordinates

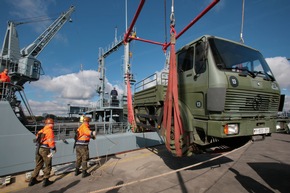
[134,71,168,93]
[0,82,36,123]
[101,98,123,108]
[27,121,129,141]
[0,82,13,101]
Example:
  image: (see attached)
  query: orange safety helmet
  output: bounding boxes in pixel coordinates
[83,116,91,122]
[45,118,54,124]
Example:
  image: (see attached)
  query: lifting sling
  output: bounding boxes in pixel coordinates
[127,73,136,131]
[162,25,184,157]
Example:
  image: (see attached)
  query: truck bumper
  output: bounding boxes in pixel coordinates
[206,119,276,138]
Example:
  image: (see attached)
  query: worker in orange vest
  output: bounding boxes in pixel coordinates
[0,68,10,83]
[0,68,11,97]
[29,118,56,187]
[74,116,96,177]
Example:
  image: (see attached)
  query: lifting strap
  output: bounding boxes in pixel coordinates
[162,25,184,157]
[127,74,137,131]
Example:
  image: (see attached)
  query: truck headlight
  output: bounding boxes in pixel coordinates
[224,124,239,135]
[276,123,281,130]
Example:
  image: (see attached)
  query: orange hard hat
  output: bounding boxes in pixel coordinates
[45,118,54,124]
[83,116,91,122]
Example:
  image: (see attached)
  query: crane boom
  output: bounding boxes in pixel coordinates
[21,6,75,57]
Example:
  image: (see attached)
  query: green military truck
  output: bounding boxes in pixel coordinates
[133,35,282,155]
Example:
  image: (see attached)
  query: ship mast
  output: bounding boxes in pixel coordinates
[123,0,129,105]
[97,33,123,108]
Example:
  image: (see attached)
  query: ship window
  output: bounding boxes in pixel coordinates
[33,61,40,73]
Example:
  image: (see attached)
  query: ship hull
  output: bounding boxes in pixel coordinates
[0,101,164,176]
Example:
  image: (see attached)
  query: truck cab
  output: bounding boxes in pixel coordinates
[134,35,281,155]
[177,35,280,142]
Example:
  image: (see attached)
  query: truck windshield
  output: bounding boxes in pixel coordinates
[209,37,275,81]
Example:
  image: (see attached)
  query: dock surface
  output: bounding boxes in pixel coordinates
[2,133,290,193]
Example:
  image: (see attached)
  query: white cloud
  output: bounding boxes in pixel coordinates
[266,57,290,90]
[33,70,123,99]
[28,70,123,116]
[266,56,290,111]
[34,70,98,99]
[27,100,68,116]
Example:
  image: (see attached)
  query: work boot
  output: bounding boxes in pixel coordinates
[82,170,90,178]
[42,178,54,187]
[75,168,81,176]
[28,177,40,186]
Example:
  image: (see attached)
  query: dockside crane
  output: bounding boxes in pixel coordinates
[0,5,75,87]
[0,6,74,123]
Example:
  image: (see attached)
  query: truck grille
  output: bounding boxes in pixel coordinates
[225,89,280,112]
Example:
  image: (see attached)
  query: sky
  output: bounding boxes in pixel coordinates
[0,0,290,116]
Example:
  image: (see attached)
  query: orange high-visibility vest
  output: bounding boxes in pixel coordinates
[37,124,55,149]
[0,72,10,82]
[76,122,92,146]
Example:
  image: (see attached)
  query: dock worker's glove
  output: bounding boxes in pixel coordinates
[47,147,56,158]
[51,147,57,154]
[91,131,96,140]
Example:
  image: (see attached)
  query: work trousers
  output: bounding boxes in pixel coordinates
[31,147,52,179]
[0,83,7,99]
[75,145,89,170]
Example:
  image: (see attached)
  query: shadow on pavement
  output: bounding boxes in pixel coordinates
[248,162,290,193]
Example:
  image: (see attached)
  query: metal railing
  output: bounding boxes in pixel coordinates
[1,82,36,123]
[134,72,168,93]
[27,121,129,141]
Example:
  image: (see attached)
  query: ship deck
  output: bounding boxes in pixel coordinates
[2,132,290,193]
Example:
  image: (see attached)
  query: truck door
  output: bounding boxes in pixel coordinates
[178,41,208,117]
